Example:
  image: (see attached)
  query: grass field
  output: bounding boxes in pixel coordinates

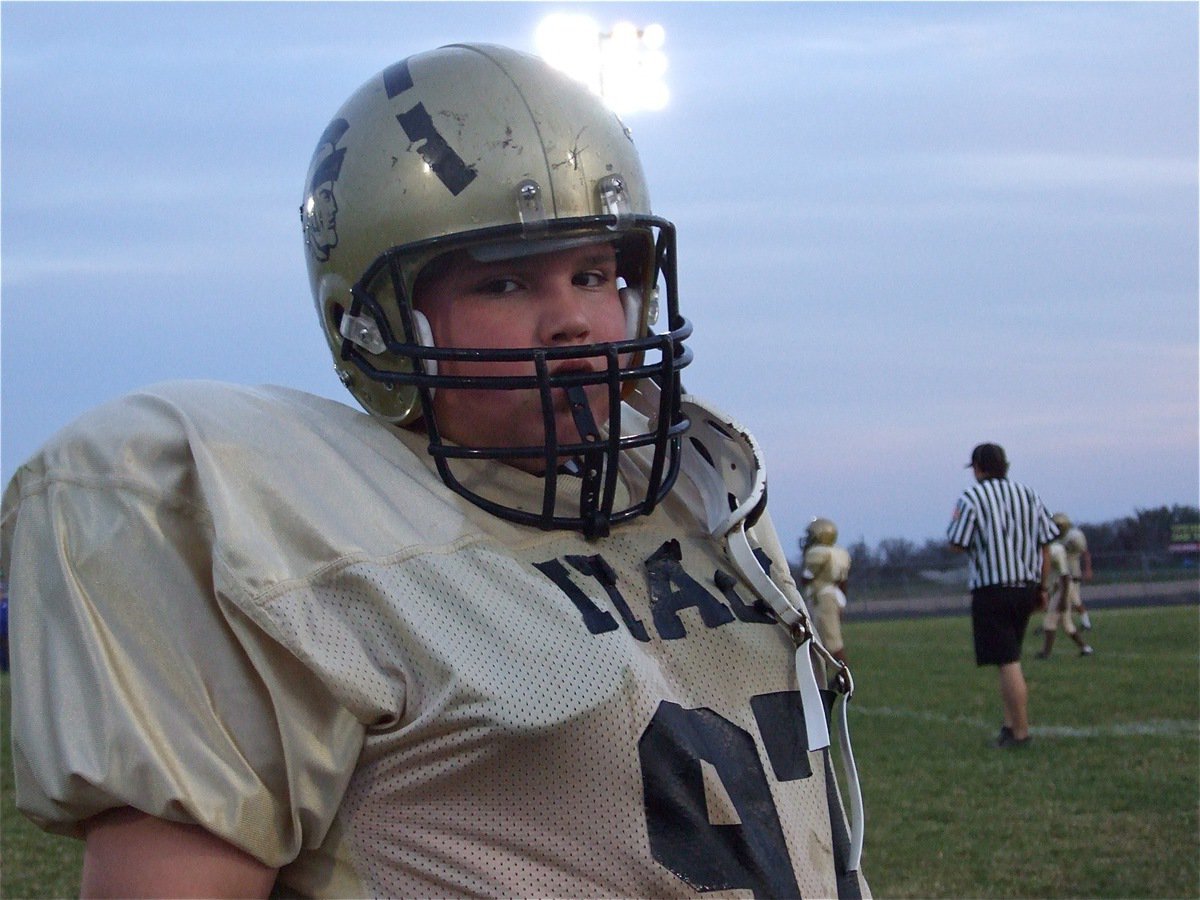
[846,604,1199,898]
[2,604,1197,898]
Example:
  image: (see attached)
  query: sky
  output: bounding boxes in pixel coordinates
[2,1,1197,558]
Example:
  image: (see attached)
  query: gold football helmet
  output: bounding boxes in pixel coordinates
[301,44,692,536]
[806,517,839,548]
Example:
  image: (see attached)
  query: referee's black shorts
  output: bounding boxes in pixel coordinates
[970,583,1040,666]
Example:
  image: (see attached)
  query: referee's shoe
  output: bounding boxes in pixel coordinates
[994,725,1032,749]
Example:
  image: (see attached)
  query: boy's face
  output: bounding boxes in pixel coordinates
[414,241,628,473]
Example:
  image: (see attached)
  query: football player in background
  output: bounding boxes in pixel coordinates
[1035,526,1095,659]
[1054,512,1095,630]
[801,517,853,665]
[1,44,868,898]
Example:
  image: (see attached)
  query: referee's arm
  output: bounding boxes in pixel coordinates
[946,497,974,553]
[1036,543,1053,608]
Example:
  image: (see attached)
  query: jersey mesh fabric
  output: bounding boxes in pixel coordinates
[2,381,868,899]
[803,545,850,601]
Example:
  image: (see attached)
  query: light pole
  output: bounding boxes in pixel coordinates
[534,14,669,115]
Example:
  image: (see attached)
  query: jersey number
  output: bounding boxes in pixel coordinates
[639,697,810,898]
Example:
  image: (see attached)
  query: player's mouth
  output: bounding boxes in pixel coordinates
[548,361,605,402]
[549,357,605,377]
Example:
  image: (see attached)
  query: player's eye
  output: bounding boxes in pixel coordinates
[477,277,523,295]
[573,270,610,289]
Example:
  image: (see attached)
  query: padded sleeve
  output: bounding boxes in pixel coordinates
[803,545,831,582]
[2,473,365,867]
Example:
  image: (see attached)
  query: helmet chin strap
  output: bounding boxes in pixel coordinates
[619,285,642,340]
[410,309,437,377]
[560,283,639,538]
[406,308,439,412]
[671,392,865,874]
[565,384,608,538]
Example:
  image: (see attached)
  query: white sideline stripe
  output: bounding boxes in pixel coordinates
[852,705,1198,738]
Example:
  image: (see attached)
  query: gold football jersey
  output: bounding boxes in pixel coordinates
[803,545,852,603]
[1062,527,1088,577]
[2,381,868,898]
[802,545,852,653]
[1047,541,1069,579]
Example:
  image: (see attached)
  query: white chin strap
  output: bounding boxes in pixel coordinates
[397,308,439,401]
[619,286,642,340]
[676,393,864,874]
[411,309,437,380]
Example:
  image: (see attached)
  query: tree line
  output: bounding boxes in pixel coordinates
[799,505,1200,586]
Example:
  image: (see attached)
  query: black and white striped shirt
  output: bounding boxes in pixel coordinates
[947,477,1059,590]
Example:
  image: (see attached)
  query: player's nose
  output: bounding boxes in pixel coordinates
[537,280,592,345]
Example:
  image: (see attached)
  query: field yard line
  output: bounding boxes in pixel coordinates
[850,704,1199,738]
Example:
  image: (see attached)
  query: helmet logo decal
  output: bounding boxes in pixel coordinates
[303,118,349,262]
[382,59,477,197]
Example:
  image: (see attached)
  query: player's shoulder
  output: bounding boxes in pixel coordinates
[27,379,339,450]
[7,381,409,503]
[116,380,362,431]
[1064,527,1088,553]
[4,380,466,585]
[804,544,831,564]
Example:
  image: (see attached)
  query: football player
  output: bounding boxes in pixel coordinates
[801,517,853,664]
[1054,512,1095,629]
[1035,524,1095,658]
[2,44,867,898]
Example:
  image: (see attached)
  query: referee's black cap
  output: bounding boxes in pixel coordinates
[967,442,1007,471]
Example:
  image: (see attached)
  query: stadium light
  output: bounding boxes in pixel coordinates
[534,13,669,115]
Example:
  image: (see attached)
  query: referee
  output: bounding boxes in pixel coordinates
[947,443,1059,748]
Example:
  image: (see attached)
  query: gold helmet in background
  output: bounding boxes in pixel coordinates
[806,517,839,547]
